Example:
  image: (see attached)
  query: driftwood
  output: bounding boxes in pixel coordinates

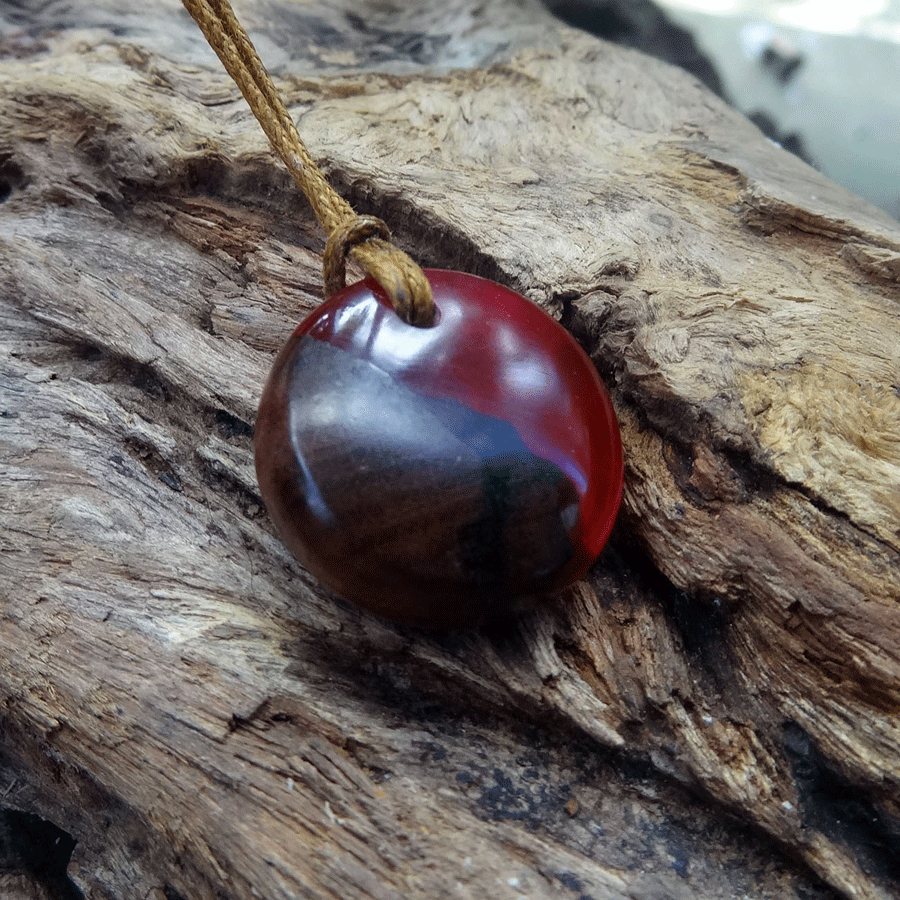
[1,1,899,898]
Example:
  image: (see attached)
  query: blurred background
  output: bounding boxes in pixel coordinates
[547,0,900,221]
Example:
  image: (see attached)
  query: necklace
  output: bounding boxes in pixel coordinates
[182,0,623,627]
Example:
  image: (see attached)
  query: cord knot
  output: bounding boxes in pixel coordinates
[324,215,436,327]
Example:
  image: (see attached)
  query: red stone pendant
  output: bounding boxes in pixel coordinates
[254,270,623,627]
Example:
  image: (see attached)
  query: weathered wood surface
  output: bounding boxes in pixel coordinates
[1,1,899,898]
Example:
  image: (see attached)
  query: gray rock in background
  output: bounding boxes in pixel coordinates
[547,0,900,220]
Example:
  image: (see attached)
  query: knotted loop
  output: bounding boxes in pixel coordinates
[323,216,436,327]
[323,215,390,298]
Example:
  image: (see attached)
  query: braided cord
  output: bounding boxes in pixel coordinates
[182,0,435,325]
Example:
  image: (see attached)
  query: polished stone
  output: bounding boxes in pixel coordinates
[254,270,623,627]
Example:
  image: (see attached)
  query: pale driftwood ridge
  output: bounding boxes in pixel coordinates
[1,1,899,898]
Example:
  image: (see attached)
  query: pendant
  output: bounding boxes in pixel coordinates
[254,270,623,627]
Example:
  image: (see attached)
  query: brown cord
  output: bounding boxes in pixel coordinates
[323,215,390,298]
[181,0,435,326]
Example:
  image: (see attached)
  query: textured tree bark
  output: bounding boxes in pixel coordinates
[1,1,899,899]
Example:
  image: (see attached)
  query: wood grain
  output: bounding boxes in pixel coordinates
[1,1,898,898]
